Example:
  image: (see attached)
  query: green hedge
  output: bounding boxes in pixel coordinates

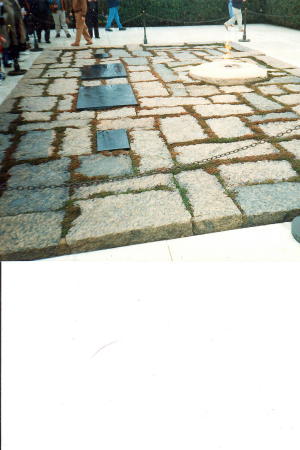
[264,0,300,30]
[118,0,263,27]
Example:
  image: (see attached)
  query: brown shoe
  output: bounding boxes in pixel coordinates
[86,40,93,45]
[71,42,80,46]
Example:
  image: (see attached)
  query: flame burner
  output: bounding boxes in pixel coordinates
[189,59,268,86]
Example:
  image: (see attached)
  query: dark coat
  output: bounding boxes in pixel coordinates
[232,0,244,8]
[107,0,119,8]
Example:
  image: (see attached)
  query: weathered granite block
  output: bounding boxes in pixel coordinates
[15,130,55,160]
[210,94,239,103]
[65,190,192,251]
[219,160,297,189]
[0,211,64,260]
[20,96,57,112]
[77,154,133,177]
[258,120,300,137]
[129,71,157,82]
[18,119,90,131]
[186,85,220,96]
[161,115,207,143]
[132,81,169,97]
[176,140,279,165]
[56,111,95,121]
[97,107,136,119]
[0,114,19,132]
[220,85,253,93]
[10,84,44,98]
[127,65,149,72]
[130,129,173,172]
[273,94,300,105]
[283,84,300,92]
[175,169,243,233]
[123,57,148,65]
[235,182,300,225]
[48,78,78,95]
[61,128,92,156]
[279,139,300,158]
[0,98,17,113]
[153,64,179,82]
[257,85,285,95]
[206,117,253,138]
[138,106,186,116]
[241,93,284,111]
[0,135,12,162]
[97,117,153,130]
[141,97,210,108]
[246,112,299,122]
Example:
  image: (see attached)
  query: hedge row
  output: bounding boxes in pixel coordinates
[116,0,299,30]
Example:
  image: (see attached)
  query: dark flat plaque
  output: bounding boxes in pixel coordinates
[81,63,127,80]
[97,129,130,151]
[76,84,138,110]
[95,52,109,58]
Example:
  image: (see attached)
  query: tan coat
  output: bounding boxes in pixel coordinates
[72,0,87,15]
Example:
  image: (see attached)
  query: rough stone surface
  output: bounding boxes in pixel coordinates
[61,128,92,156]
[260,75,300,85]
[97,117,154,130]
[0,114,19,132]
[0,211,64,259]
[247,112,299,122]
[193,104,253,117]
[18,119,90,131]
[283,84,300,93]
[105,78,128,85]
[57,95,73,111]
[161,115,207,143]
[219,160,297,189]
[48,78,78,95]
[20,96,57,112]
[175,140,279,165]
[141,97,210,108]
[167,83,188,96]
[175,170,243,233]
[241,92,284,111]
[57,111,95,121]
[97,107,136,119]
[132,81,169,97]
[273,94,300,105]
[257,85,285,95]
[66,190,192,251]
[185,85,220,96]
[0,98,17,113]
[138,106,186,116]
[153,64,179,82]
[73,173,175,199]
[129,71,157,82]
[10,84,44,98]
[123,57,148,66]
[127,65,149,72]
[0,135,12,162]
[130,130,173,172]
[15,130,55,160]
[21,112,52,122]
[258,120,300,137]
[77,154,133,177]
[210,94,239,103]
[279,139,300,158]
[220,85,253,93]
[235,182,300,225]
[206,117,253,138]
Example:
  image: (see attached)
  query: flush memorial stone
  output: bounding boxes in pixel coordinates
[81,63,127,80]
[291,216,300,244]
[97,129,130,152]
[76,84,138,110]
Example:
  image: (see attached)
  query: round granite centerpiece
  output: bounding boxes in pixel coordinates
[189,59,268,85]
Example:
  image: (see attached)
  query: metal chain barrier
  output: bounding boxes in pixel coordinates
[1,123,300,192]
[247,9,300,18]
[144,12,229,26]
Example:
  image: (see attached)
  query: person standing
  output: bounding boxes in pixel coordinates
[228,0,234,18]
[71,0,93,46]
[105,0,125,31]
[86,0,99,38]
[224,0,246,32]
[29,0,52,43]
[49,0,71,38]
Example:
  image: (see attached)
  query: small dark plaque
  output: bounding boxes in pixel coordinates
[81,63,127,80]
[95,52,109,59]
[76,84,138,110]
[97,129,130,151]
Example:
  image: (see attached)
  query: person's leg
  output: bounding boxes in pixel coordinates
[114,7,123,28]
[94,26,99,38]
[52,12,60,35]
[105,7,115,29]
[60,11,70,35]
[224,7,238,28]
[45,26,51,43]
[72,12,84,44]
[234,7,243,29]
[82,20,93,42]
[228,0,234,18]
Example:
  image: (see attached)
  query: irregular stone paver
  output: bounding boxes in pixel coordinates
[241,92,284,111]
[15,130,55,160]
[48,78,78,95]
[73,173,175,199]
[141,97,210,108]
[61,128,92,156]
[0,114,19,132]
[254,55,295,69]
[260,75,300,85]
[283,84,300,92]
[220,85,253,93]
[131,50,152,57]
[20,96,57,112]
[234,182,300,225]
[167,83,187,96]
[175,170,243,233]
[206,117,253,138]
[246,112,299,122]
[105,78,128,85]
[21,112,52,122]
[175,140,279,165]
[0,211,64,259]
[43,69,67,78]
[279,139,300,158]
[258,119,300,137]
[57,95,73,111]
[97,117,154,130]
[10,84,44,97]
[257,85,285,95]
[82,80,103,87]
[0,135,12,162]
[153,64,179,82]
[123,57,147,65]
[219,160,297,189]
[273,94,300,105]
[130,130,173,172]
[110,49,131,57]
[66,190,192,251]
[185,85,220,96]
[77,154,133,177]
[193,104,253,117]
[132,81,169,97]
[127,65,149,72]
[138,106,186,116]
[129,71,157,82]
[0,98,16,113]
[7,159,70,187]
[210,94,239,103]
[97,107,136,119]
[56,111,95,121]
[18,119,90,131]
[161,115,207,144]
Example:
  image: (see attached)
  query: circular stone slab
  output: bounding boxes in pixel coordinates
[291,216,300,244]
[189,59,268,85]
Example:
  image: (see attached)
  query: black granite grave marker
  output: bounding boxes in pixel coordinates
[76,84,138,110]
[81,63,127,80]
[95,52,109,59]
[97,129,130,151]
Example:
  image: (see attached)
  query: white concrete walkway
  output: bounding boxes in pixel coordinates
[1,23,300,261]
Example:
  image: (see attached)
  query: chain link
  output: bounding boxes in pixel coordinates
[1,124,300,193]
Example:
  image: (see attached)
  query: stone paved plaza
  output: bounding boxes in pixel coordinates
[1,42,300,260]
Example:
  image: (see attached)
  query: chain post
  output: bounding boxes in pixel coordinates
[142,10,148,44]
[239,0,250,42]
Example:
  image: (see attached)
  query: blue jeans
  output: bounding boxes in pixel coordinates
[106,7,122,29]
[228,0,234,18]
